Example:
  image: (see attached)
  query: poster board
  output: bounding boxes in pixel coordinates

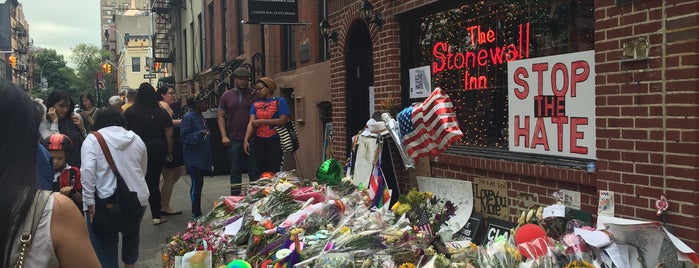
[507,50,596,159]
[473,177,509,220]
[481,217,517,245]
[417,176,473,237]
[409,65,432,99]
[351,135,381,188]
[322,123,333,162]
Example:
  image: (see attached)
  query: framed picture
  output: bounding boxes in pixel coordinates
[322,123,333,162]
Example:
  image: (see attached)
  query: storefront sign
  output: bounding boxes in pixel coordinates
[507,50,596,159]
[473,177,509,220]
[431,23,530,90]
[247,0,298,23]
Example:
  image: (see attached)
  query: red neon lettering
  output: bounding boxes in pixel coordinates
[477,49,488,66]
[570,117,588,154]
[432,42,447,73]
[486,29,495,43]
[531,118,550,151]
[570,60,590,97]
[531,63,548,96]
[551,62,568,97]
[466,26,478,46]
[506,44,519,61]
[489,47,506,65]
[464,71,487,90]
[513,67,529,100]
[551,117,569,152]
[513,115,530,147]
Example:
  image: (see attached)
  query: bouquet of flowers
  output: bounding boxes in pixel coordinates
[390,188,457,237]
[162,221,232,267]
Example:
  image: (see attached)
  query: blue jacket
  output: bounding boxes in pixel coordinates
[180,111,212,170]
[36,142,54,190]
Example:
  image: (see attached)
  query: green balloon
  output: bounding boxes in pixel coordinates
[317,159,343,186]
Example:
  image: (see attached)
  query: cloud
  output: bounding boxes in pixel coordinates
[21,0,100,66]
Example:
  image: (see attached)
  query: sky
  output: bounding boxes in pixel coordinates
[20,0,101,67]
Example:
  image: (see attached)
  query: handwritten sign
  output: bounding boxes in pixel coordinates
[508,50,596,159]
[452,212,482,243]
[417,176,473,236]
[473,177,509,220]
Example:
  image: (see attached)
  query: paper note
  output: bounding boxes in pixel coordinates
[598,190,615,216]
[224,217,243,236]
[542,204,565,218]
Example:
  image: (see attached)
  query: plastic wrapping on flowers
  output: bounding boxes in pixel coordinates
[161,171,695,268]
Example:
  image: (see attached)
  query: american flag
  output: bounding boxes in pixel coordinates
[415,210,433,236]
[368,158,391,209]
[396,88,462,159]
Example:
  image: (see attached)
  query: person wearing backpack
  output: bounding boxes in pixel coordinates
[81,108,149,268]
[44,134,83,210]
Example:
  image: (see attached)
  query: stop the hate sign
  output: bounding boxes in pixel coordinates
[507,50,596,159]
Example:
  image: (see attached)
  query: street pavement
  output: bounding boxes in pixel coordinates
[134,173,243,268]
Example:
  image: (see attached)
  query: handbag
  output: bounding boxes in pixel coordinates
[14,190,52,268]
[273,98,300,153]
[91,131,144,235]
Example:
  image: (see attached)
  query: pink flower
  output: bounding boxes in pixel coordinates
[655,194,668,216]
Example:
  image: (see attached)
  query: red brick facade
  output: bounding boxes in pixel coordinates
[327,0,699,249]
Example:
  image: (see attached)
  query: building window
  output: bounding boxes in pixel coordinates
[199,14,204,70]
[183,29,188,76]
[221,0,228,61]
[281,25,296,71]
[208,3,215,67]
[405,1,594,149]
[236,0,244,54]
[131,57,140,72]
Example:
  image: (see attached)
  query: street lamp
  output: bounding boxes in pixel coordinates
[40,61,59,90]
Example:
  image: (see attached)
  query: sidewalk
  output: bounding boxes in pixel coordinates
[136,173,241,268]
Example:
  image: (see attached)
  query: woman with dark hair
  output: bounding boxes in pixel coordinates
[77,91,98,132]
[40,89,85,167]
[157,85,185,215]
[243,77,290,173]
[124,82,174,225]
[181,91,213,219]
[0,79,100,267]
[82,108,149,268]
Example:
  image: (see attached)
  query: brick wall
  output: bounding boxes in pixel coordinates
[328,0,699,249]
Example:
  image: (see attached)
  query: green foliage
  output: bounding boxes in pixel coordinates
[70,44,112,107]
[30,49,79,101]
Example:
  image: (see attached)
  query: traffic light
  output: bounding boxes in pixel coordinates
[106,64,112,74]
[102,63,108,73]
[8,55,16,67]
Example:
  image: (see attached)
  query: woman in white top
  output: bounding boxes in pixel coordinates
[0,78,100,267]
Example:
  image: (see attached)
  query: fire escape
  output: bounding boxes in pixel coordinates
[151,0,174,63]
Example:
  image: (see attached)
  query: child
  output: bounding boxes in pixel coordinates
[181,92,213,219]
[44,133,83,210]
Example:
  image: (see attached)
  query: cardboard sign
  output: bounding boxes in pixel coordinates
[481,217,517,245]
[473,177,509,220]
[452,212,482,243]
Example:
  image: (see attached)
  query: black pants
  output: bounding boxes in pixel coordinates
[252,138,283,174]
[187,166,205,217]
[145,142,165,219]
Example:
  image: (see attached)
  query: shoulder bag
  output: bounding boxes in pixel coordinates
[273,98,300,153]
[14,190,52,268]
[91,131,144,235]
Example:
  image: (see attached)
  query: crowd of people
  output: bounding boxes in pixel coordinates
[0,67,292,267]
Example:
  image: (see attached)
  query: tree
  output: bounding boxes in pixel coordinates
[70,44,111,107]
[31,49,78,101]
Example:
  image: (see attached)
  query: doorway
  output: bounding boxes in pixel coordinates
[344,20,373,154]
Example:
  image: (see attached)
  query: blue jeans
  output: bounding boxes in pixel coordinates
[86,207,146,268]
[227,140,259,195]
[187,166,205,217]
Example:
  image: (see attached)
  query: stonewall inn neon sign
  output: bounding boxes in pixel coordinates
[432,23,530,90]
